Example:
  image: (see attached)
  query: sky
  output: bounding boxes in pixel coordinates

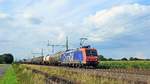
[0,0,150,60]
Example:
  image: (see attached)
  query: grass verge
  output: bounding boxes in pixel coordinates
[0,65,17,84]
[12,64,45,84]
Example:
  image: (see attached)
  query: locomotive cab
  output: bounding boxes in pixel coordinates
[81,45,99,67]
[85,48,99,66]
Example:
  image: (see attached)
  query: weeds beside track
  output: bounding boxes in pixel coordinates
[24,64,150,84]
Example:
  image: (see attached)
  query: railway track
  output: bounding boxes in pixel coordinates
[24,64,150,84]
[27,64,150,76]
[38,64,150,76]
[94,69,150,75]
[70,68,150,83]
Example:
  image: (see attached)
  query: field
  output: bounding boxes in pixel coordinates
[0,61,150,84]
[98,61,150,69]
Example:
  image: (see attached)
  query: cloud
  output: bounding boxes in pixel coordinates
[0,0,4,4]
[134,52,145,59]
[0,0,150,59]
[84,3,150,42]
[0,12,7,18]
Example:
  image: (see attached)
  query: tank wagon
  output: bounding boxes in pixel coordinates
[43,51,63,65]
[31,56,44,64]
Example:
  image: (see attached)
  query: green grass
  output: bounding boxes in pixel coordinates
[98,61,150,69]
[12,64,45,84]
[0,65,17,84]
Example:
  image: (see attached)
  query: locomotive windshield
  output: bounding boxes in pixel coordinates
[86,49,98,56]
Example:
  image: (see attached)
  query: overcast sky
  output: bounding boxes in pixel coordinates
[0,0,150,60]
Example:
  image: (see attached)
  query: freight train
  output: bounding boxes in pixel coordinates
[22,45,99,67]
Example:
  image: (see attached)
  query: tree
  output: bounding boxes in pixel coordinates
[3,54,14,64]
[129,57,134,61]
[121,57,128,61]
[129,57,140,61]
[0,55,4,63]
[98,55,107,61]
[108,58,113,61]
[0,53,14,64]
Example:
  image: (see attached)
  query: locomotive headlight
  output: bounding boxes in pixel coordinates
[95,58,97,61]
[95,57,98,61]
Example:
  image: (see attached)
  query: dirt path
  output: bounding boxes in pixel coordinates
[0,65,5,77]
[0,64,10,78]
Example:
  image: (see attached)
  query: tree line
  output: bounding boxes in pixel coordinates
[98,55,150,61]
[0,53,14,64]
